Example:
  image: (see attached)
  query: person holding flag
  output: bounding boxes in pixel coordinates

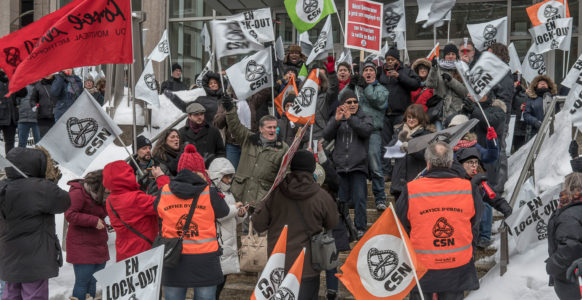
[283,45,307,71]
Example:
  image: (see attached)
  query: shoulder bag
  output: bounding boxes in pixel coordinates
[294,202,338,272]
[108,200,154,245]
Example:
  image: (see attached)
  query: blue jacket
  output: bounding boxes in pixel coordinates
[523,96,544,133]
[50,73,82,121]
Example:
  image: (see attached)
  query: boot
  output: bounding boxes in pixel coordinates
[326,289,338,300]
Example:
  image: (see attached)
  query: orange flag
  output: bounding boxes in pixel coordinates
[337,204,427,300]
[251,225,288,300]
[427,42,440,61]
[274,76,299,116]
[287,69,319,125]
[272,248,305,300]
[526,0,570,26]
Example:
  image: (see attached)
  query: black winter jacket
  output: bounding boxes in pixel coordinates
[16,85,37,123]
[31,78,57,120]
[377,63,421,115]
[511,87,528,137]
[389,125,432,194]
[469,99,506,148]
[160,77,187,93]
[166,72,222,122]
[0,148,70,283]
[0,73,25,127]
[523,96,544,134]
[491,70,514,121]
[178,121,225,160]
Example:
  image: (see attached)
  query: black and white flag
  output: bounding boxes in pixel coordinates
[211,20,264,58]
[148,30,170,62]
[196,54,213,86]
[335,48,352,71]
[299,31,313,57]
[529,17,572,54]
[135,60,159,107]
[226,8,275,44]
[201,23,211,54]
[467,17,508,51]
[226,48,273,101]
[521,44,547,84]
[306,16,333,65]
[455,51,511,101]
[383,0,405,36]
[275,36,286,61]
[508,42,523,74]
[423,0,456,28]
[561,53,582,88]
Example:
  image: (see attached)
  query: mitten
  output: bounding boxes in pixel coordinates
[325,56,335,73]
[487,127,497,140]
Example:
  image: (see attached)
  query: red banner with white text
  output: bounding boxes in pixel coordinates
[344,0,383,54]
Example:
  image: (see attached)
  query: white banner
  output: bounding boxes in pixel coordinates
[423,0,456,28]
[388,30,406,50]
[467,17,508,51]
[383,0,406,36]
[147,30,170,62]
[299,31,313,56]
[225,48,273,101]
[508,42,523,74]
[211,20,264,58]
[196,54,213,86]
[135,60,160,107]
[565,74,582,129]
[306,16,333,65]
[275,36,285,61]
[562,53,582,88]
[39,90,123,175]
[415,0,430,23]
[529,17,572,54]
[455,51,511,101]
[94,246,164,300]
[335,48,353,71]
[226,8,275,44]
[201,23,211,54]
[521,43,547,84]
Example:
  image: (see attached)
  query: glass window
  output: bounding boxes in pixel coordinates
[170,0,207,19]
[275,12,296,45]
[511,0,531,37]
[169,21,207,87]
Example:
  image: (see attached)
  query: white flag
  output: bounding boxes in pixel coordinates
[252,226,287,300]
[387,30,406,50]
[565,74,582,128]
[508,42,523,74]
[38,90,123,175]
[196,55,213,86]
[455,51,511,101]
[135,60,160,107]
[148,30,170,62]
[415,0,431,23]
[211,20,264,58]
[273,249,305,300]
[467,17,508,51]
[275,36,285,61]
[226,48,273,101]
[226,8,275,44]
[521,44,547,84]
[306,16,333,65]
[383,0,406,36]
[529,17,572,54]
[201,23,211,54]
[299,32,313,57]
[562,53,582,88]
[423,0,456,28]
[335,49,353,71]
[94,246,164,300]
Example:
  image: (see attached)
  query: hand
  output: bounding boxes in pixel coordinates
[569,140,579,159]
[535,120,542,129]
[221,94,234,111]
[96,219,105,230]
[335,106,344,121]
[235,201,243,208]
[432,57,438,67]
[151,166,164,179]
[238,206,247,217]
[566,258,582,282]
[441,73,452,82]
[486,127,497,140]
[498,199,513,218]
[471,173,487,186]
[325,56,335,73]
[317,140,324,153]
[400,141,408,153]
[462,97,475,114]
[388,70,399,78]
[356,75,367,88]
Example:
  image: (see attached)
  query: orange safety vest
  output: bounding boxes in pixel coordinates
[407,177,475,270]
[157,185,218,254]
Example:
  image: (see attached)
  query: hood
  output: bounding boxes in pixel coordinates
[278,171,320,200]
[526,74,557,99]
[103,160,139,193]
[6,148,47,179]
[411,58,431,73]
[207,157,235,184]
[169,169,208,200]
[283,53,307,68]
[492,99,507,113]
[455,147,481,163]
[202,72,222,97]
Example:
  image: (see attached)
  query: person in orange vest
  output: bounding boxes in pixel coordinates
[154,144,229,300]
[396,141,483,300]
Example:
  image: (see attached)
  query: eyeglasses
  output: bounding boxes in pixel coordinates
[346,100,359,105]
[463,160,479,166]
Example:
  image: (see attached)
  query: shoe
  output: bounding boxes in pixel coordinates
[357,230,365,240]
[376,203,387,211]
[326,290,338,300]
[477,238,493,249]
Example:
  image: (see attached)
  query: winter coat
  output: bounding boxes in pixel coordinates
[396,167,483,293]
[0,147,70,283]
[65,181,109,265]
[252,171,339,279]
[389,124,433,194]
[425,63,468,122]
[377,63,421,115]
[51,73,83,121]
[178,121,226,159]
[469,99,507,148]
[16,85,37,123]
[103,161,169,261]
[166,72,222,123]
[340,81,389,131]
[278,113,308,148]
[512,87,528,137]
[129,156,161,194]
[323,109,374,175]
[546,200,582,300]
[225,109,289,206]
[453,132,499,164]
[410,86,433,112]
[312,71,339,139]
[153,150,181,177]
[0,75,22,127]
[154,170,229,287]
[160,77,188,93]
[31,78,57,120]
[524,75,558,135]
[491,70,514,122]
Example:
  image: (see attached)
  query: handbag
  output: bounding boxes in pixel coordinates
[294,202,338,272]
[239,220,268,272]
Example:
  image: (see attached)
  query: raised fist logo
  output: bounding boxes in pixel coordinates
[367,247,398,281]
[245,60,266,81]
[144,74,157,90]
[66,117,98,148]
[274,287,295,300]
[158,40,169,54]
[4,47,22,67]
[483,24,497,41]
[226,22,245,41]
[384,7,401,30]
[528,52,545,70]
[432,217,454,238]
[303,0,319,14]
[297,87,316,107]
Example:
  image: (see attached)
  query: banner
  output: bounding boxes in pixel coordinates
[467,17,508,51]
[38,90,123,175]
[423,0,456,28]
[382,0,405,36]
[427,42,440,60]
[252,225,288,300]
[275,75,299,116]
[226,48,273,101]
[506,182,561,253]
[275,36,286,61]
[196,54,213,86]
[94,246,164,300]
[226,8,275,44]
[287,69,319,124]
[338,205,426,299]
[306,16,334,65]
[562,53,582,89]
[455,51,511,102]
[508,42,523,74]
[148,30,170,62]
[274,249,305,300]
[135,60,159,107]
[521,44,547,84]
[211,19,264,58]
[386,30,406,51]
[344,0,383,54]
[526,0,570,27]
[285,0,337,33]
[201,23,211,54]
[0,0,132,95]
[529,18,572,54]
[415,0,431,23]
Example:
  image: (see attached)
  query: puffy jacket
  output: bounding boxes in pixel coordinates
[340,81,388,131]
[160,77,188,93]
[65,181,109,265]
[491,70,515,121]
[51,73,83,121]
[411,86,433,111]
[31,78,57,120]
[16,85,37,123]
[377,63,421,115]
[0,148,70,283]
[323,109,374,175]
[178,121,226,159]
[425,63,468,122]
[524,74,558,135]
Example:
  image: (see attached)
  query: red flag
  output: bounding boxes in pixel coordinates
[274,75,298,116]
[0,0,132,95]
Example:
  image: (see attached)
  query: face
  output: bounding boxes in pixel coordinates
[337,66,351,81]
[284,71,296,81]
[417,67,428,79]
[166,131,180,151]
[221,174,233,185]
[345,98,359,114]
[288,51,301,64]
[445,52,457,61]
[137,146,152,161]
[385,56,398,68]
[284,101,293,112]
[462,158,479,175]
[459,45,475,64]
[63,69,73,76]
[208,78,219,91]
[188,112,205,125]
[537,80,549,89]
[260,120,278,141]
[84,80,94,89]
[363,67,376,84]
[406,115,419,128]
[172,68,182,79]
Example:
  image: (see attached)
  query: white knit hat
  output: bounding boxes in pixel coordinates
[448,114,469,127]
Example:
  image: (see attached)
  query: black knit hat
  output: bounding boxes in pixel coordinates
[290,150,316,173]
[571,157,582,173]
[283,94,296,109]
[136,135,152,150]
[385,47,400,61]
[172,63,182,72]
[340,90,357,104]
[284,66,299,78]
[443,44,459,58]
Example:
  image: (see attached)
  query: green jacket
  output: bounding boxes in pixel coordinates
[340,82,389,131]
[226,109,289,206]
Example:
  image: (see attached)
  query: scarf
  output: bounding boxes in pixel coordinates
[453,139,477,151]
[438,59,457,70]
[558,191,582,208]
[159,143,180,161]
[339,78,351,91]
[189,120,205,134]
[401,123,423,140]
[260,135,276,148]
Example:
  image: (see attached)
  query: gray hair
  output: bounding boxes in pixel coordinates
[563,172,582,201]
[424,141,454,169]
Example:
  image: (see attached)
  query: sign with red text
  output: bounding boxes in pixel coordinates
[344,0,383,54]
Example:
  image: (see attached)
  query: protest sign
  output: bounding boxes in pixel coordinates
[467,17,508,51]
[196,54,213,86]
[285,0,337,33]
[562,53,582,88]
[455,51,511,102]
[273,249,305,300]
[227,8,275,44]
[306,16,334,65]
[423,0,455,28]
[344,0,383,54]
[274,75,299,116]
[225,48,273,101]
[201,23,211,54]
[287,69,319,124]
[382,0,405,36]
[251,226,287,300]
[508,42,523,74]
[529,18,572,54]
[521,44,547,84]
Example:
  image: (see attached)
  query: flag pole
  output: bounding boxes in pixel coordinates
[116,135,145,178]
[269,46,276,116]
[389,202,425,300]
[433,26,436,46]
[335,11,346,38]
[447,21,450,43]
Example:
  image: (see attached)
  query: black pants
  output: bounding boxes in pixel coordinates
[382,114,403,176]
[37,118,55,138]
[0,125,16,155]
[409,291,464,300]
[298,275,320,300]
[216,275,227,299]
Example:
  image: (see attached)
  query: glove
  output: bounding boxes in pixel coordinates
[571,157,582,173]
[497,199,513,218]
[515,84,523,93]
[398,129,409,142]
[569,140,579,159]
[357,75,367,88]
[348,75,358,90]
[221,94,234,111]
[432,57,438,67]
[461,98,475,114]
[471,173,487,186]
[487,127,497,140]
[566,258,582,282]
[400,141,408,153]
[441,73,452,82]
[325,56,335,73]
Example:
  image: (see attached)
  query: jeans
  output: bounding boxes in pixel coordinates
[479,202,493,242]
[298,276,320,300]
[0,280,4,299]
[369,132,386,205]
[163,285,217,300]
[382,114,403,176]
[338,171,367,231]
[17,122,40,148]
[0,125,16,156]
[325,268,338,291]
[225,144,241,170]
[2,280,48,300]
[72,263,106,299]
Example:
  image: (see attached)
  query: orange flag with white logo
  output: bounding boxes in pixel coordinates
[427,42,440,61]
[337,204,427,300]
[251,225,288,300]
[274,76,299,116]
[271,248,305,300]
[526,0,570,26]
[287,69,319,125]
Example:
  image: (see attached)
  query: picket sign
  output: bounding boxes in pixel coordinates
[344,0,383,54]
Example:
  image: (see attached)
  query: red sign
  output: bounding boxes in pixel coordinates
[344,0,383,53]
[0,0,133,95]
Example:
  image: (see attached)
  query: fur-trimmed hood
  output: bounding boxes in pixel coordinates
[492,99,507,113]
[526,74,557,99]
[202,71,222,97]
[411,58,431,73]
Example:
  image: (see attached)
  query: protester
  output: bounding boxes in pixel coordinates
[277,94,308,147]
[283,45,306,69]
[155,144,229,300]
[459,39,478,66]
[276,66,300,95]
[51,69,83,121]
[178,102,225,160]
[152,129,182,176]
[252,150,338,299]
[16,85,41,148]
[165,71,222,123]
[65,170,109,300]
[0,69,26,155]
[524,75,557,140]
[0,147,70,299]
[511,76,528,151]
[84,77,95,92]
[410,58,434,111]
[323,90,373,239]
[311,58,339,139]
[92,78,106,106]
[129,135,159,193]
[161,63,188,93]
[31,75,57,137]
[396,141,482,299]
[448,114,499,164]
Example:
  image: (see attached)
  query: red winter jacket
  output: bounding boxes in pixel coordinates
[410,86,433,112]
[103,161,169,261]
[65,180,109,265]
